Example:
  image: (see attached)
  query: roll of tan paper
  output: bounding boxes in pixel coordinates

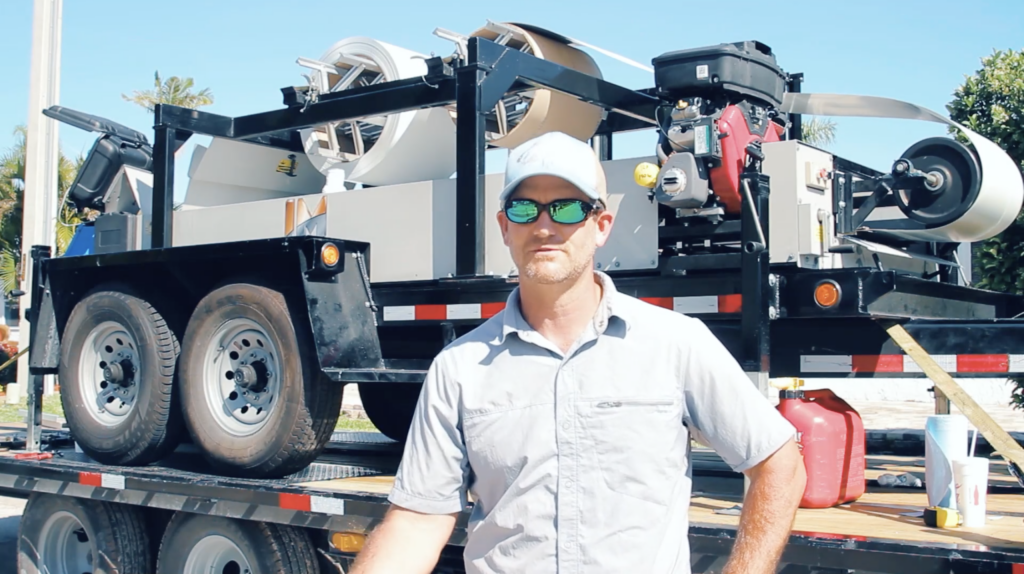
[469,23,605,148]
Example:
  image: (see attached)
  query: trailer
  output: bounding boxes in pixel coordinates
[6,23,1024,572]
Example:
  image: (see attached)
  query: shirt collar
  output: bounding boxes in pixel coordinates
[499,271,630,345]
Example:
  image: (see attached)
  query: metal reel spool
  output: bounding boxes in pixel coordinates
[465,22,605,149]
[894,137,982,228]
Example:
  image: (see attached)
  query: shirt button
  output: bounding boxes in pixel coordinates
[562,422,571,430]
[566,480,574,489]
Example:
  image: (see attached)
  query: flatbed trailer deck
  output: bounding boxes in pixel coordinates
[2,430,1023,573]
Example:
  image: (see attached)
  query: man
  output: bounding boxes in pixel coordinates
[350,131,807,574]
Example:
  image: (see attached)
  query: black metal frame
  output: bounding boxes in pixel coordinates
[147,36,661,273]
[31,34,1024,383]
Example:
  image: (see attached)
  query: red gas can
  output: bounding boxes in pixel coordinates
[776,383,866,508]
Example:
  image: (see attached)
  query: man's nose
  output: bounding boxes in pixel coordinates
[532,211,559,235]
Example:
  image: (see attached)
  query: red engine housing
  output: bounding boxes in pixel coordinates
[709,104,782,214]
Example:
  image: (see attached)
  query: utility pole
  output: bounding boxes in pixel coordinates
[9,0,62,404]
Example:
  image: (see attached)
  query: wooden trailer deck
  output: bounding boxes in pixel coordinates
[294,447,1024,552]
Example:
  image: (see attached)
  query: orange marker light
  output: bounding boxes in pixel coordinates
[321,243,340,267]
[814,281,841,308]
[331,531,366,553]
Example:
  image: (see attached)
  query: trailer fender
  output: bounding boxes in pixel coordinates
[297,243,384,375]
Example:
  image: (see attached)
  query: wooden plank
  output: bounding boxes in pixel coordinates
[302,464,1024,549]
[693,476,1024,547]
[296,475,395,494]
[884,322,1024,483]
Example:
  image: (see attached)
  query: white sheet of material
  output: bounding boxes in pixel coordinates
[781,93,1024,243]
[298,37,458,187]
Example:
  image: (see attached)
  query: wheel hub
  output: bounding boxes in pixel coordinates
[103,359,135,387]
[204,318,281,437]
[78,322,140,425]
[39,511,94,574]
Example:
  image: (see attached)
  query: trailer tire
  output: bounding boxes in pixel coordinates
[156,512,318,574]
[59,287,183,466]
[359,382,422,442]
[18,492,151,574]
[179,282,341,478]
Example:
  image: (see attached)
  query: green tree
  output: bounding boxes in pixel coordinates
[0,125,82,296]
[121,71,214,113]
[946,48,1024,409]
[947,48,1024,296]
[801,117,838,147]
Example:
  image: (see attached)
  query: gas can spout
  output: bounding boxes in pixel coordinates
[772,377,805,399]
[771,377,804,391]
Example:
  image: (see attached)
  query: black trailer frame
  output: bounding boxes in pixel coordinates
[129,34,1024,375]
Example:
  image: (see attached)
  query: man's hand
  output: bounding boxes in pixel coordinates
[722,439,806,574]
[348,504,458,574]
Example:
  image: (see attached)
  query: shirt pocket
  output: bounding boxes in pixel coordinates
[579,396,688,507]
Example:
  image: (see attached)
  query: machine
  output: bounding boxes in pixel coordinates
[29,26,1024,479]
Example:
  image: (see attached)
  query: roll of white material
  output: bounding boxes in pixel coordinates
[299,37,457,186]
[953,457,990,527]
[467,22,605,149]
[780,93,1024,243]
[924,414,968,509]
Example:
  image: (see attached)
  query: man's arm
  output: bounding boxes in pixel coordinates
[677,317,806,574]
[349,352,470,572]
[348,505,458,574]
[723,439,806,574]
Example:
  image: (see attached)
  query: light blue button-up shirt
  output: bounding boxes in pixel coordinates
[389,271,797,573]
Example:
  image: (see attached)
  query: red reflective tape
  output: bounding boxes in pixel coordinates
[415,305,446,321]
[481,302,505,318]
[79,472,102,487]
[641,297,673,309]
[718,295,742,314]
[958,354,1008,373]
[1012,564,1024,574]
[852,355,903,373]
[279,493,311,512]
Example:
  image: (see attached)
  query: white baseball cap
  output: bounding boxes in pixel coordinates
[500,131,608,206]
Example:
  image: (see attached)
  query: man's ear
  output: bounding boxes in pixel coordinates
[497,210,511,247]
[594,208,615,248]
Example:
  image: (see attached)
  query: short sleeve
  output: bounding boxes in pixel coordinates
[680,318,796,473]
[388,353,471,514]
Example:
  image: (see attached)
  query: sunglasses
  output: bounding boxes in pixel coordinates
[503,198,602,225]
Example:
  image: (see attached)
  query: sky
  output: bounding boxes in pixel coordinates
[1,0,1022,205]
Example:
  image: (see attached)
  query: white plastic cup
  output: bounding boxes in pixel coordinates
[953,457,990,527]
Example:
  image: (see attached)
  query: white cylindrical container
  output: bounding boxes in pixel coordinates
[925,414,968,509]
[953,457,990,527]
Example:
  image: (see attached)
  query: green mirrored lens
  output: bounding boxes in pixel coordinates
[507,201,539,223]
[550,201,588,223]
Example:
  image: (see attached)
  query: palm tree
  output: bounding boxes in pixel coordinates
[121,71,214,113]
[801,117,838,147]
[0,125,82,296]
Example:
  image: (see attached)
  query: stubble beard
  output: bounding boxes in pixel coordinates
[520,248,594,285]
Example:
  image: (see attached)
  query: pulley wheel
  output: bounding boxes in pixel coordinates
[894,137,981,227]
